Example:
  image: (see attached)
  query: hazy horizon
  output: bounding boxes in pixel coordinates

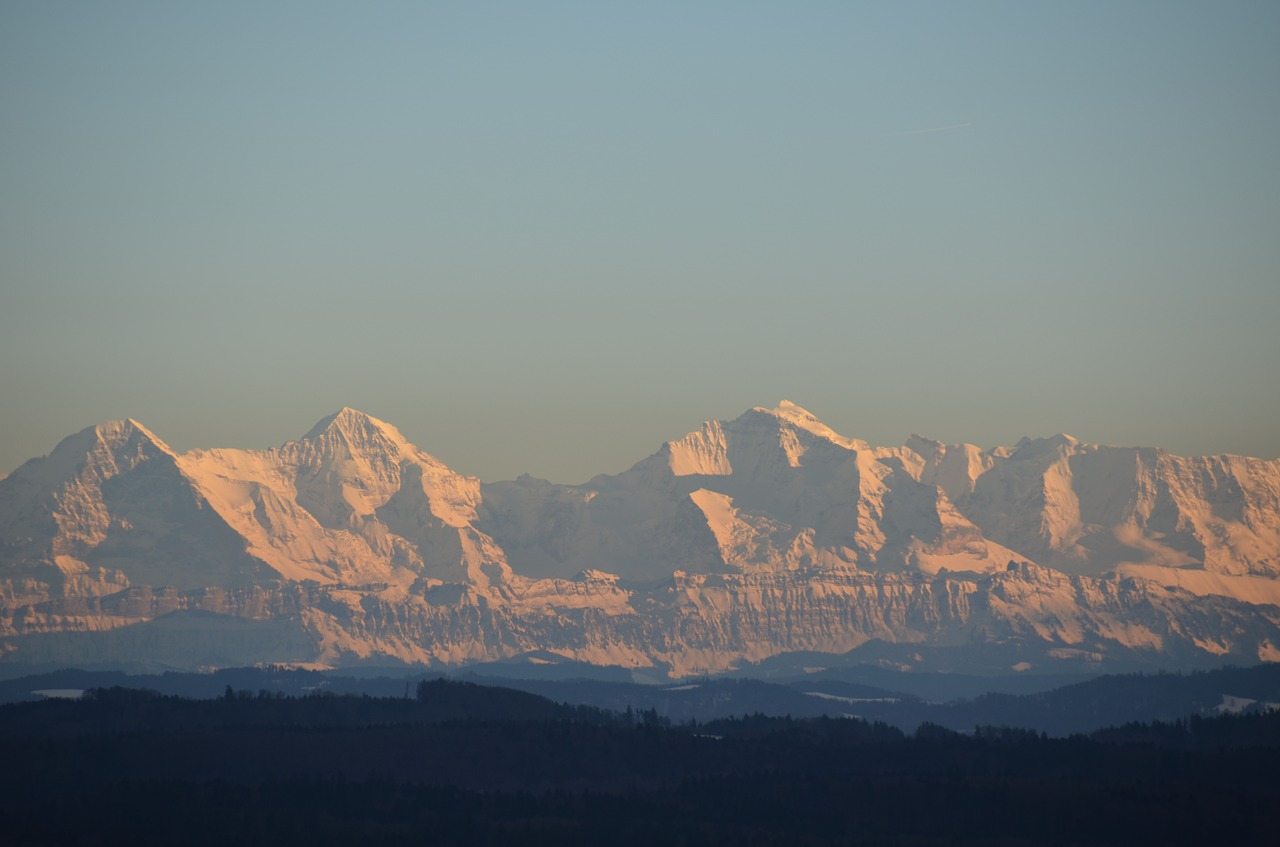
[4,2,1278,483]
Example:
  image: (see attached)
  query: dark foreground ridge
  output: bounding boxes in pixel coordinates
[7,662,1280,735]
[2,678,1278,846]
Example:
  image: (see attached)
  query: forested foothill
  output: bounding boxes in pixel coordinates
[2,675,1278,846]
[6,661,1279,735]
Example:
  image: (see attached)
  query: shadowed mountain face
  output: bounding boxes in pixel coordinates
[2,403,1279,677]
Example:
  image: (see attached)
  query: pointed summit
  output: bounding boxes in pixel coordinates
[14,418,178,487]
[745,401,865,451]
[55,418,175,456]
[97,418,176,458]
[653,401,866,479]
[0,415,266,592]
[96,417,167,442]
[293,407,423,494]
[298,408,425,468]
[303,407,407,444]
[766,399,817,418]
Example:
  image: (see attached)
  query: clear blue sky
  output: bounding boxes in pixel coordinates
[3,1,1278,482]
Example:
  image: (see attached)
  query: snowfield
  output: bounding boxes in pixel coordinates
[2,402,1278,676]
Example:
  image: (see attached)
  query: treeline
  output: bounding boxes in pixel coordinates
[437,663,1280,733]
[2,681,1278,846]
[8,663,1280,736]
[0,677,617,736]
[901,663,1280,735]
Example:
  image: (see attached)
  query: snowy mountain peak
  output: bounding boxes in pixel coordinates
[295,408,432,475]
[746,401,865,451]
[98,417,165,442]
[4,404,1280,677]
[37,418,178,479]
[1011,433,1082,458]
[303,407,408,446]
[72,418,173,456]
[0,418,175,517]
[772,399,816,417]
[905,434,943,454]
[753,399,822,425]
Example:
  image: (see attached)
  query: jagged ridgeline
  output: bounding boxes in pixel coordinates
[2,402,1278,676]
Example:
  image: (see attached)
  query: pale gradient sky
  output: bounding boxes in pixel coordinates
[2,1,1278,483]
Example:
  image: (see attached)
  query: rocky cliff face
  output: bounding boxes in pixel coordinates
[2,403,1278,676]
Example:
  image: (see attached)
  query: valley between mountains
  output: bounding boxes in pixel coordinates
[2,402,1278,677]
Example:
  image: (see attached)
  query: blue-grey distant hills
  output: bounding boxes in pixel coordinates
[2,402,1278,677]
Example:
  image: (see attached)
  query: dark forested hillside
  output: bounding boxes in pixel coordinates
[6,663,1280,735]
[2,679,1278,846]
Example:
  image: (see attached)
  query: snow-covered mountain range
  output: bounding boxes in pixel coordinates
[2,402,1278,677]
